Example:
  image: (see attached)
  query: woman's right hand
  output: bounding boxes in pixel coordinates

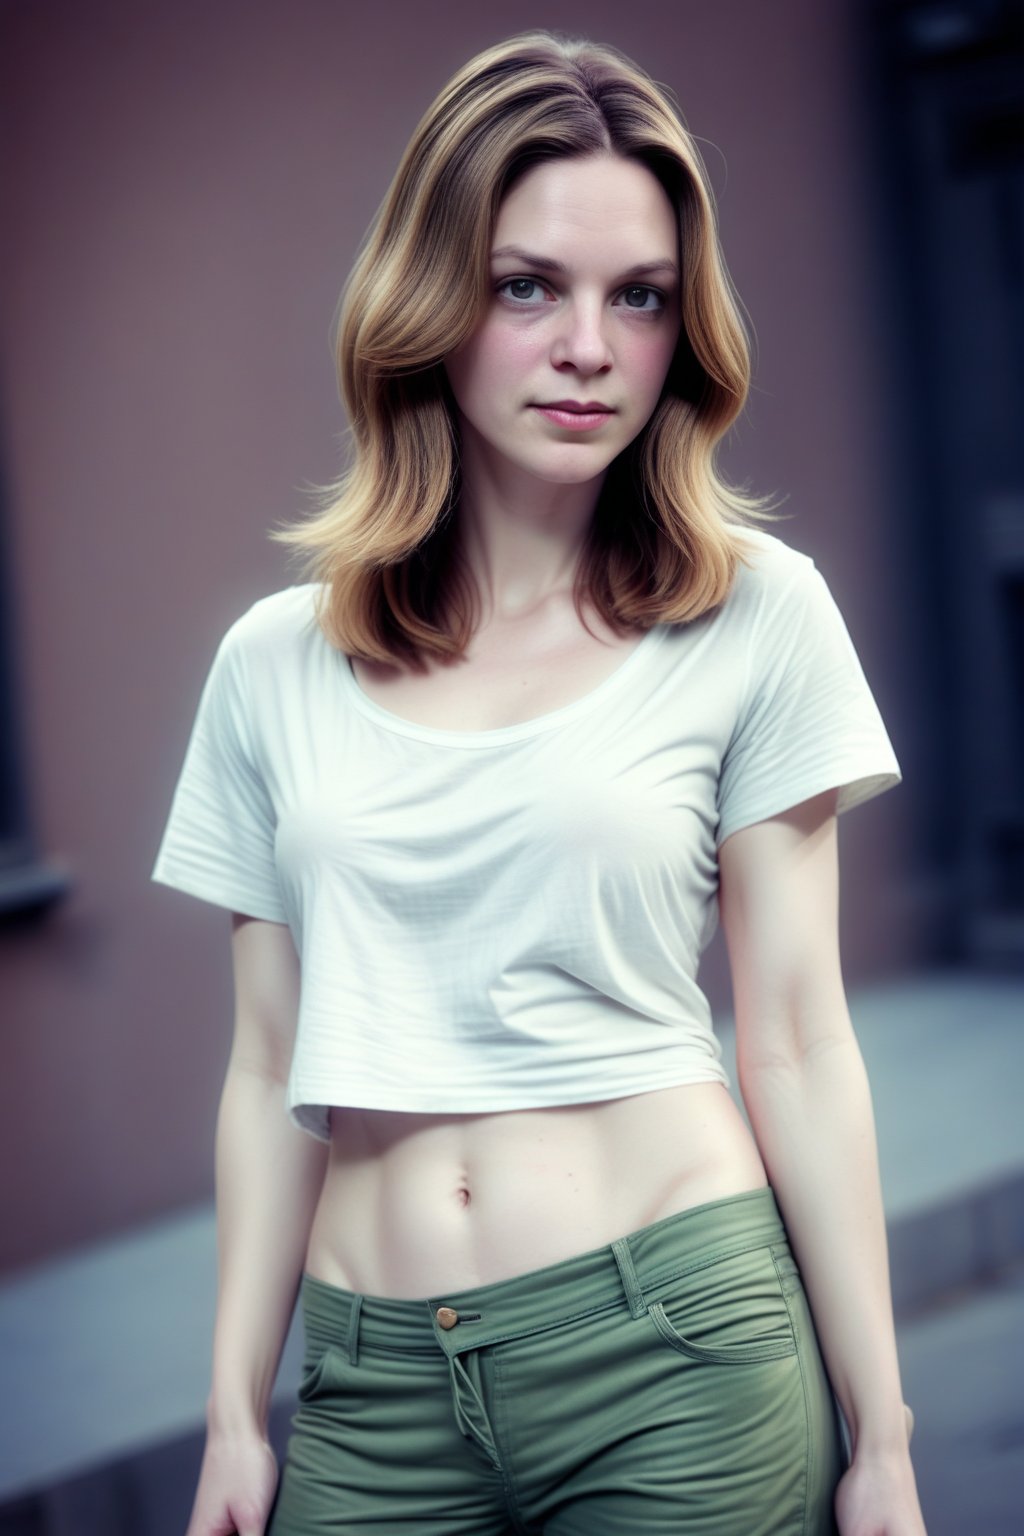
[185,1431,279,1536]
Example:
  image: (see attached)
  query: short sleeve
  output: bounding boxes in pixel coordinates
[151,622,287,922]
[716,562,902,847]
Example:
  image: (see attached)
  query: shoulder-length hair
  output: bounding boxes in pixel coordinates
[271,30,784,669]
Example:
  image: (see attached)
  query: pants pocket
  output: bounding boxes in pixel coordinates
[645,1242,800,1364]
[296,1343,349,1405]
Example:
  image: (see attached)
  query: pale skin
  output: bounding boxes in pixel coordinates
[184,153,925,1535]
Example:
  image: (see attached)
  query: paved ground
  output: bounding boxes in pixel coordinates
[1,966,1022,1532]
[895,1257,1024,1535]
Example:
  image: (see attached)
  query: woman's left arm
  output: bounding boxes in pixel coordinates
[719,787,927,1536]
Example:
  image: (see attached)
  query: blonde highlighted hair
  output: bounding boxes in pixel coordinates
[271,30,784,668]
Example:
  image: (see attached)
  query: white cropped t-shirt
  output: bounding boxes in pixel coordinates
[151,527,902,1140]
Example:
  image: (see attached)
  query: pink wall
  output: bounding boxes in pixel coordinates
[0,0,920,1273]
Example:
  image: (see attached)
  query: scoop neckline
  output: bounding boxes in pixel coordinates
[338,623,670,747]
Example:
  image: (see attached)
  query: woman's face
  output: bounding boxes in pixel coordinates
[444,152,682,492]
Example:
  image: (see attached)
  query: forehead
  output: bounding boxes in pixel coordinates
[492,154,678,265]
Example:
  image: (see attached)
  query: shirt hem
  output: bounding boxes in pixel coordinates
[287,1065,733,1131]
[150,864,288,925]
[716,761,902,849]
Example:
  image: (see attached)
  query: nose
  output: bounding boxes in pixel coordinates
[549,299,613,376]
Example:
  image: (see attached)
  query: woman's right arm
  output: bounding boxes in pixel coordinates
[186,912,329,1536]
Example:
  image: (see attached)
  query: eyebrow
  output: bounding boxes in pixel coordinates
[490,245,679,281]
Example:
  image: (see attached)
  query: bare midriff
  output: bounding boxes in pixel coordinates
[304,1083,769,1300]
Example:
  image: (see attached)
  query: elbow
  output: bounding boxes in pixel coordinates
[733,961,855,1077]
[737,1032,867,1126]
[226,1034,294,1091]
[736,994,861,1089]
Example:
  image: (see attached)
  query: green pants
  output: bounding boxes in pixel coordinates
[268,1185,847,1534]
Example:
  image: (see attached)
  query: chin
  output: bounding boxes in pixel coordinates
[525,447,621,484]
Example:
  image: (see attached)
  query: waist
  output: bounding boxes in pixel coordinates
[305,1081,768,1298]
[301,1183,792,1351]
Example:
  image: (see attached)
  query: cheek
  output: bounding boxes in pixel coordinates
[621,330,679,403]
[446,322,545,408]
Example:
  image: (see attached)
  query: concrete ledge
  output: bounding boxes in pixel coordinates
[0,1207,305,1506]
[888,1169,1024,1317]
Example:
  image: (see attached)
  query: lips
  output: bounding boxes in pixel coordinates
[532,401,616,433]
[537,400,614,413]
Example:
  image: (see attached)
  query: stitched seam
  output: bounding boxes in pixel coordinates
[295,1344,346,1406]
[442,1242,766,1350]
[770,1241,802,1284]
[431,1238,786,1351]
[780,1283,812,1536]
[612,1236,646,1317]
[347,1237,790,1357]
[647,1300,798,1363]
[346,1293,362,1365]
[442,1296,623,1349]
[492,1351,533,1536]
[641,1234,783,1295]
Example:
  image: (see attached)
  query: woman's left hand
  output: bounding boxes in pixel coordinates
[834,1448,928,1536]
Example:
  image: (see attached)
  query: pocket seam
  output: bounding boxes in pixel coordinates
[297,1343,346,1403]
[645,1245,800,1365]
[770,1243,804,1297]
[647,1298,800,1363]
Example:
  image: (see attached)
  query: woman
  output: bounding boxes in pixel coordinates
[153,31,926,1536]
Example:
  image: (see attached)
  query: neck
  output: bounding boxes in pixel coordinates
[455,438,607,625]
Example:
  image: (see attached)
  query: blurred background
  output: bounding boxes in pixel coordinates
[0,0,1021,1530]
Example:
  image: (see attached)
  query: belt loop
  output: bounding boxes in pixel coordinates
[346,1294,363,1365]
[611,1236,648,1319]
